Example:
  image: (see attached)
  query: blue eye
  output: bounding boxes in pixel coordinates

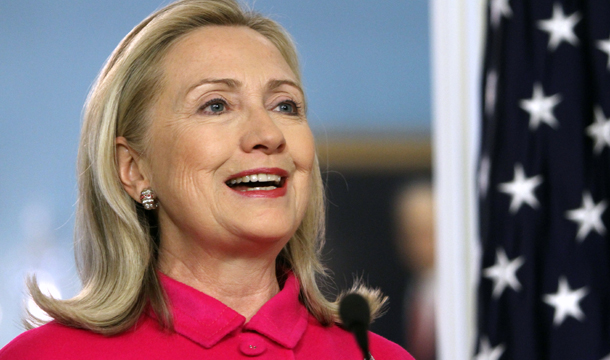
[200,98,227,114]
[274,101,300,115]
[209,103,225,112]
[278,103,293,112]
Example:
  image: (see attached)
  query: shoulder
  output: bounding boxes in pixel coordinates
[303,317,414,360]
[0,317,165,360]
[0,322,92,359]
[369,331,415,360]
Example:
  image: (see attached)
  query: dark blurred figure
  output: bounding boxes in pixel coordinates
[394,181,436,360]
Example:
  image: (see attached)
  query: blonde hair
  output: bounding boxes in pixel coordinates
[26,0,385,334]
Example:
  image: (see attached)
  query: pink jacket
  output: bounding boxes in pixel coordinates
[0,273,414,359]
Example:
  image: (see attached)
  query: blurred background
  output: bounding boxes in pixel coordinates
[0,0,433,355]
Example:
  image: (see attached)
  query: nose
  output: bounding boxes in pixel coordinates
[240,107,286,154]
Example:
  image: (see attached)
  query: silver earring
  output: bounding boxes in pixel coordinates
[140,188,158,210]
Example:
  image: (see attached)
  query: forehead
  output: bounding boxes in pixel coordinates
[161,25,297,89]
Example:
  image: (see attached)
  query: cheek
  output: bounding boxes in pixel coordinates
[147,124,234,198]
[285,125,316,216]
[286,124,316,171]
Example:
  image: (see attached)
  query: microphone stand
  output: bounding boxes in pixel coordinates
[339,293,373,360]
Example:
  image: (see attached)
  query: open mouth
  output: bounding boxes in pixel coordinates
[225,173,287,192]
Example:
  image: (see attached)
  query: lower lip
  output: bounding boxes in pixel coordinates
[229,181,288,198]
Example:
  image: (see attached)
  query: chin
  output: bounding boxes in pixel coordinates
[238,220,298,244]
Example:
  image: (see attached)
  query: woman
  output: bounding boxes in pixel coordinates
[0,0,414,358]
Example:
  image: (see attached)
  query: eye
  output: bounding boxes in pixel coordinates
[200,98,227,115]
[274,100,300,115]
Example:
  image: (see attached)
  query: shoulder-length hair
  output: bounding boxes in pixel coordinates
[27,0,385,334]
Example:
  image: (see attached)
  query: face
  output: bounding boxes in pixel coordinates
[144,26,315,253]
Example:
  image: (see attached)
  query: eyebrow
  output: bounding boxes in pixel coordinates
[186,78,242,95]
[186,78,304,97]
[266,79,304,97]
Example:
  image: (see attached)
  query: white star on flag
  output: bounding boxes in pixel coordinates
[483,248,525,299]
[498,163,543,214]
[597,36,610,70]
[537,3,581,51]
[586,106,610,154]
[474,337,505,360]
[519,83,562,130]
[479,155,491,198]
[490,0,512,28]
[543,276,588,326]
[565,192,607,242]
[485,70,498,117]
[601,353,610,360]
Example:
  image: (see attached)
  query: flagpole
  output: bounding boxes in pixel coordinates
[431,0,485,359]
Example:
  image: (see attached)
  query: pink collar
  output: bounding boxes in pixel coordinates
[155,272,309,349]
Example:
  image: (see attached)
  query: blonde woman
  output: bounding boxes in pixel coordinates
[0,1,413,359]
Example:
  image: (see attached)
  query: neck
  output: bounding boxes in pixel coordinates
[158,242,282,321]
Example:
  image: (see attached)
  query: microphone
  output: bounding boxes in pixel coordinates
[339,293,371,360]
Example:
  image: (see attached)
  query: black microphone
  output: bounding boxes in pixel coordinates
[339,293,371,360]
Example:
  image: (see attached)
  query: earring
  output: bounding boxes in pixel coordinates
[140,188,158,210]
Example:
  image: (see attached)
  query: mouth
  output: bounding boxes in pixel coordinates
[225,168,288,193]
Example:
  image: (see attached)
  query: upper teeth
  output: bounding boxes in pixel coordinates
[229,173,282,185]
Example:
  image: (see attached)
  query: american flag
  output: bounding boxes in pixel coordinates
[476,0,610,359]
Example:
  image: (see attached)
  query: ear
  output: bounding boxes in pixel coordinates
[116,136,149,202]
